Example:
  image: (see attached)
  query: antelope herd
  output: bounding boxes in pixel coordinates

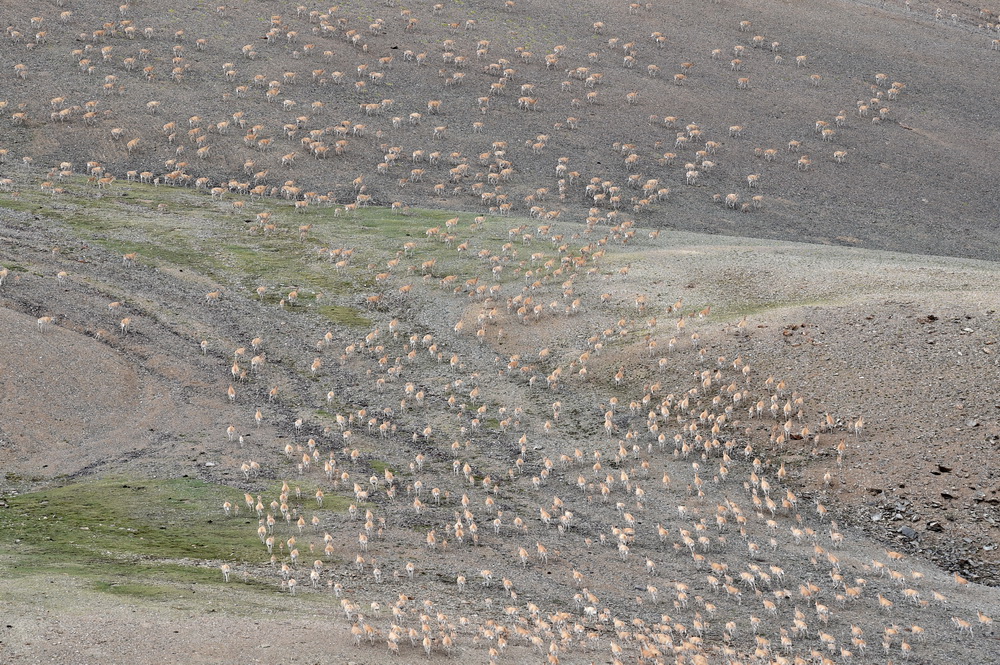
[9,208,999,663]
[2,1,998,663]
[4,0,963,231]
[11,158,994,663]
[174,204,990,664]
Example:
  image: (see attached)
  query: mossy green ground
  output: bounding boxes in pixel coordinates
[0,178,518,329]
[0,180,493,600]
[0,477,346,599]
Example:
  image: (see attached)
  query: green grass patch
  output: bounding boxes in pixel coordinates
[91,580,188,599]
[0,477,260,566]
[0,196,41,213]
[2,184,522,327]
[315,304,371,327]
[103,236,222,276]
[0,476,352,598]
[88,563,223,597]
[369,460,395,477]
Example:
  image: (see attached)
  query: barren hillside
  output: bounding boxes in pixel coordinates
[1,1,999,664]
[2,0,999,258]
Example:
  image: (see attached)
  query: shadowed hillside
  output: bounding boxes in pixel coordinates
[2,0,999,259]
